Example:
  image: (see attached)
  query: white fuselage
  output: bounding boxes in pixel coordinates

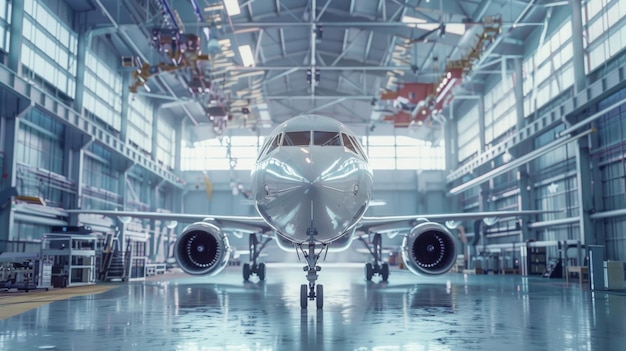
[251,115,373,245]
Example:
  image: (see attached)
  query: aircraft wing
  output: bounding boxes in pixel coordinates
[65,209,273,233]
[358,210,558,234]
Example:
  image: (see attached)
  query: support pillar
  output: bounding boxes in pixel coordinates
[73,27,88,113]
[570,0,587,94]
[62,129,92,224]
[120,75,130,143]
[7,0,24,75]
[478,96,485,153]
[0,116,19,252]
[514,57,532,241]
[175,119,183,174]
[576,138,595,246]
[151,106,158,162]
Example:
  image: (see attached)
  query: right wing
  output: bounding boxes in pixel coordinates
[65,209,273,233]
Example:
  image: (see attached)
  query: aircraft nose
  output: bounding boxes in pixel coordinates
[260,148,314,199]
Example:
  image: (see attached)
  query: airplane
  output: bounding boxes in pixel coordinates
[67,114,555,309]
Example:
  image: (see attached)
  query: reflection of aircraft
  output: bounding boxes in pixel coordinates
[68,115,554,309]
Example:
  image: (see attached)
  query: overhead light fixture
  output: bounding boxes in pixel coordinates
[238,44,255,67]
[402,16,465,36]
[224,0,240,16]
[445,23,466,36]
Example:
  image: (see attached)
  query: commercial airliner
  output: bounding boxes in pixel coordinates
[68,115,552,309]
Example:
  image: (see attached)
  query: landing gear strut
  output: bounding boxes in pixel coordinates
[243,233,271,281]
[297,242,326,309]
[359,233,389,282]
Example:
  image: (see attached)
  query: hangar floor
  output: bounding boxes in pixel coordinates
[1,263,624,350]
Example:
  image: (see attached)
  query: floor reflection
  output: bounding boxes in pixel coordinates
[0,264,624,351]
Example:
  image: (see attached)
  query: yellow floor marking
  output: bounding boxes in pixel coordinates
[0,284,120,320]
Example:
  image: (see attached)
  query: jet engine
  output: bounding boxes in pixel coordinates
[401,221,457,276]
[174,221,231,276]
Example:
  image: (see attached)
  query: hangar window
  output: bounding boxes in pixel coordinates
[283,131,311,146]
[313,131,341,146]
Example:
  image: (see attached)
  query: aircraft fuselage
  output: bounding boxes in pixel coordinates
[251,115,373,245]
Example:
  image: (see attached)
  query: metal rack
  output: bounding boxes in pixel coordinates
[40,233,98,288]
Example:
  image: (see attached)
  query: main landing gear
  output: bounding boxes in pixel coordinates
[297,242,327,309]
[243,233,272,281]
[358,233,389,282]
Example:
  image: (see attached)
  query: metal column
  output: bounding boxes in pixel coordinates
[569,0,587,94]
[587,245,605,290]
[7,0,24,74]
[576,137,595,246]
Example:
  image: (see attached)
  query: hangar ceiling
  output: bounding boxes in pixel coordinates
[66,0,555,139]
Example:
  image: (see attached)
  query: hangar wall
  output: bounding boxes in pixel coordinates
[446,2,626,262]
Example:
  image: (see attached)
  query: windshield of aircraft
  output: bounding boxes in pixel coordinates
[313,131,341,146]
[281,131,342,147]
[282,131,311,146]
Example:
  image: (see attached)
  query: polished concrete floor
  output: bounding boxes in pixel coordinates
[1,263,625,351]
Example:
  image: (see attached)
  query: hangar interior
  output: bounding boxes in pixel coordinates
[0,0,626,349]
[0,0,625,276]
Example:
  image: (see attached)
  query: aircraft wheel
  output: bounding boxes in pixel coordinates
[258,263,266,281]
[365,263,374,281]
[300,284,308,309]
[243,263,251,281]
[316,284,324,309]
[381,263,390,282]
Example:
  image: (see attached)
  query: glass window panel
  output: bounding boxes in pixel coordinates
[58,26,69,47]
[283,131,310,146]
[588,17,604,43]
[313,131,341,146]
[368,146,395,158]
[369,158,396,170]
[609,30,622,56]
[230,147,258,159]
[342,133,357,154]
[559,20,572,41]
[608,2,620,27]
[396,146,415,158]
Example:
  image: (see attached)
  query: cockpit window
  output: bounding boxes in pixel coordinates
[266,133,282,154]
[349,135,368,160]
[342,133,358,154]
[313,131,341,146]
[283,131,311,146]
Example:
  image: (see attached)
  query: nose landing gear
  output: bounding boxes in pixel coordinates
[297,242,326,309]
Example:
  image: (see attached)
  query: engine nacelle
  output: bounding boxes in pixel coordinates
[401,221,457,276]
[174,221,230,276]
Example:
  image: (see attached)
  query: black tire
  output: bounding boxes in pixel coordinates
[316,284,324,309]
[365,263,374,281]
[258,263,266,281]
[300,284,308,309]
[381,263,390,281]
[243,263,251,281]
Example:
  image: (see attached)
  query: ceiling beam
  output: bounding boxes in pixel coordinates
[226,65,415,71]
[316,0,333,21]
[265,95,372,100]
[331,30,366,66]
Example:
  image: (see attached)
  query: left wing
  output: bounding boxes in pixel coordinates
[65,209,273,233]
[357,209,559,234]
